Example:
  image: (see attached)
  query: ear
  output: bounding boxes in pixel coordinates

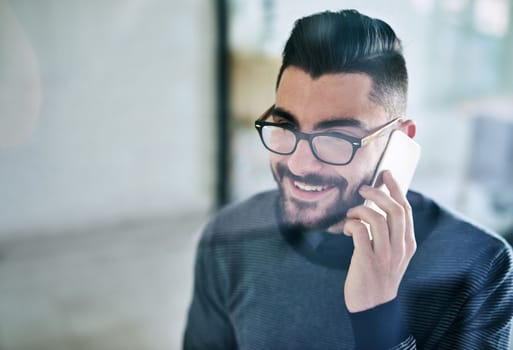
[400,119,416,138]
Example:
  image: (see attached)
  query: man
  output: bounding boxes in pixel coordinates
[183,9,513,349]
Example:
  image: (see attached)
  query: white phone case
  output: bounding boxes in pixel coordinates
[364,130,421,225]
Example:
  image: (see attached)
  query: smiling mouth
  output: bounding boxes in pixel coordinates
[293,181,331,192]
[274,163,343,202]
[287,178,338,202]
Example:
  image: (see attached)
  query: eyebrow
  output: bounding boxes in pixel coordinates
[271,107,297,124]
[272,106,367,130]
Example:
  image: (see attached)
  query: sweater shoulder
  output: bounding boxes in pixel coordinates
[409,191,512,261]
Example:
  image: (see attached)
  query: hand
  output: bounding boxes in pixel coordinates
[343,171,416,313]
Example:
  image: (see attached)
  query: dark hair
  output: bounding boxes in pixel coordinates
[277,9,408,117]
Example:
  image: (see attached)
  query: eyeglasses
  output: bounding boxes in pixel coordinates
[254,105,401,166]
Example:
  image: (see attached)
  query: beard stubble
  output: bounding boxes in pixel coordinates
[272,162,366,232]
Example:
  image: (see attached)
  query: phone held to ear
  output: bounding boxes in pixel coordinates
[364,129,421,220]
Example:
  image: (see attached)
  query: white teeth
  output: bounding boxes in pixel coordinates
[294,181,328,192]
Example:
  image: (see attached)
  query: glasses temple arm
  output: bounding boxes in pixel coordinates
[361,118,402,146]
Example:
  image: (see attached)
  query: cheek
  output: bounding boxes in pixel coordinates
[269,153,283,171]
[339,146,383,188]
[336,166,365,194]
[269,152,281,163]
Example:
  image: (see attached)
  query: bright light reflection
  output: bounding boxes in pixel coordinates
[474,0,509,37]
[443,0,469,13]
[411,0,434,14]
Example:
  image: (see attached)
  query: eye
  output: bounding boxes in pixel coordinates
[272,116,295,127]
[272,116,287,123]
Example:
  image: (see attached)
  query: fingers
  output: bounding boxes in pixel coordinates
[382,171,416,257]
[343,218,373,256]
[358,182,405,249]
[382,170,408,207]
[349,171,416,258]
[343,171,416,313]
[347,205,389,253]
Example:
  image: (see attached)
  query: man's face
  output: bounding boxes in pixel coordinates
[271,67,391,232]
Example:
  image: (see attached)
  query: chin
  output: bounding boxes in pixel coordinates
[281,196,349,231]
[271,161,366,231]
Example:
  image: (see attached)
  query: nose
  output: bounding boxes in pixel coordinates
[287,139,324,176]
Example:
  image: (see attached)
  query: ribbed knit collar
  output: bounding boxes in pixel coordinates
[275,190,436,270]
[275,199,354,269]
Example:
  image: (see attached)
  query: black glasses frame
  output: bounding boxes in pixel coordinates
[254,105,401,166]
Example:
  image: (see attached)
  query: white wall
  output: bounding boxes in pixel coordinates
[0,0,215,236]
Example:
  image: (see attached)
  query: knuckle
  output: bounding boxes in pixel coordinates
[405,237,417,256]
[346,207,357,217]
[390,202,404,217]
[344,218,358,230]
[345,219,366,237]
[355,223,369,237]
[374,215,388,232]
[409,240,417,255]
[403,203,413,218]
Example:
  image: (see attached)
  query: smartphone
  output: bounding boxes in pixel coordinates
[364,129,421,218]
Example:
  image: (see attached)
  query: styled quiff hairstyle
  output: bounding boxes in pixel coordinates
[277,9,408,117]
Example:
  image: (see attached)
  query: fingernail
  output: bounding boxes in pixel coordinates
[359,185,370,193]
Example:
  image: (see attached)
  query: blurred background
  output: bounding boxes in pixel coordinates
[1,0,512,349]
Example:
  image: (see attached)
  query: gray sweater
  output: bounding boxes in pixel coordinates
[183,190,513,349]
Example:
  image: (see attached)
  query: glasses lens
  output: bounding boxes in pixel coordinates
[312,135,354,164]
[261,125,296,154]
